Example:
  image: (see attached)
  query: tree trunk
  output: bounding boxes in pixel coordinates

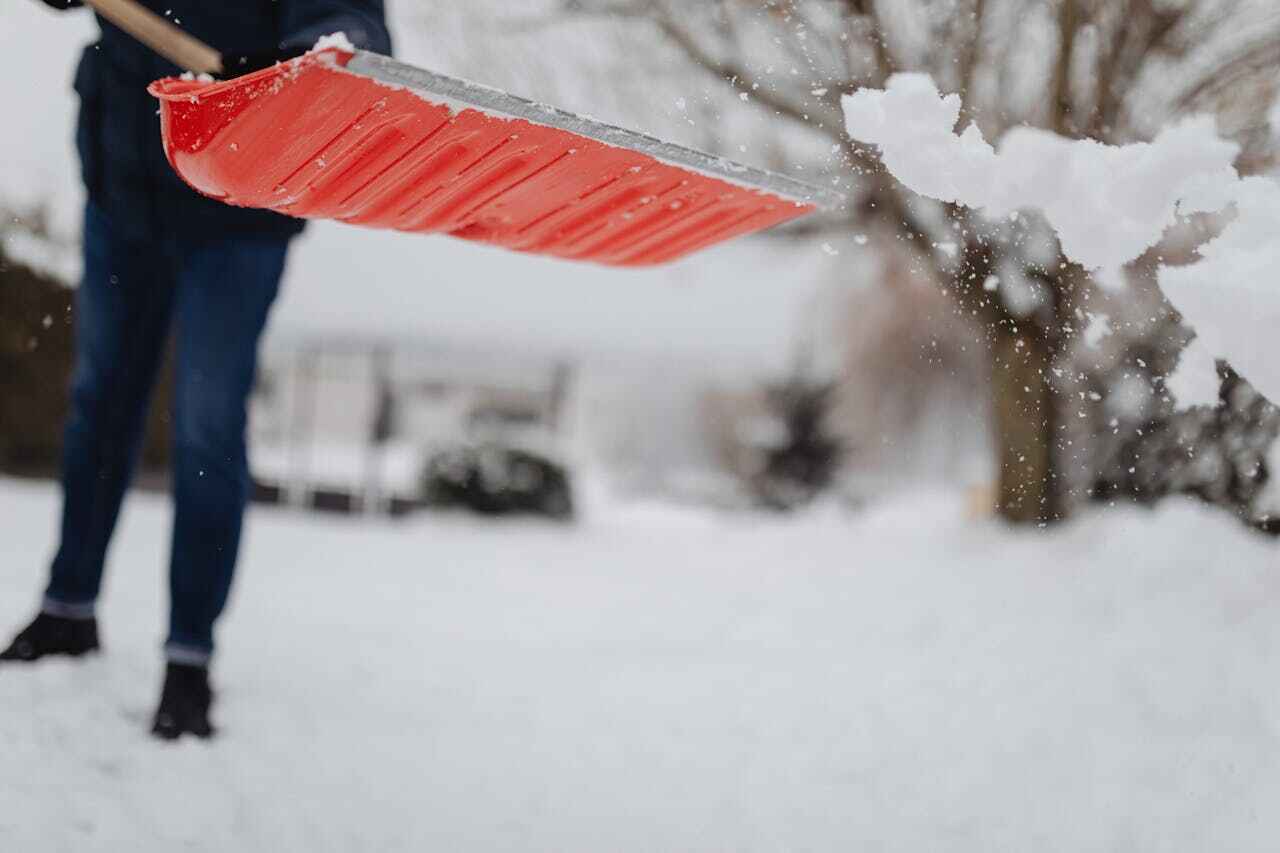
[990,326,1058,524]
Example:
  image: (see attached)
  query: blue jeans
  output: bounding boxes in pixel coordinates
[44,204,290,663]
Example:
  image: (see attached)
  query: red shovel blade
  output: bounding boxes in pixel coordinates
[148,49,837,267]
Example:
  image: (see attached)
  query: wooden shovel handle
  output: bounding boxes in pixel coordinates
[83,0,223,76]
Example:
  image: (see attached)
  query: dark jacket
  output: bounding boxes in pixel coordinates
[54,1,391,241]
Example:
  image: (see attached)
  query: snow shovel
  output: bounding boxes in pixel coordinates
[84,0,842,266]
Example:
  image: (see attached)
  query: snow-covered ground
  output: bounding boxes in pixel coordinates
[3,476,1278,851]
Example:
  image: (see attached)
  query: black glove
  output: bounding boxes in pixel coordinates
[41,0,83,9]
[217,45,309,80]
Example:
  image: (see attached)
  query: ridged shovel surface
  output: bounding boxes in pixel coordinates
[149,49,840,267]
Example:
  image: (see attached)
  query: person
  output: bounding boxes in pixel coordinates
[1,0,392,740]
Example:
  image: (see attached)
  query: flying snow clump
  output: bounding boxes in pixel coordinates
[843,73,1280,405]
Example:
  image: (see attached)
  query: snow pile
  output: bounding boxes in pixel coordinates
[843,74,1280,403]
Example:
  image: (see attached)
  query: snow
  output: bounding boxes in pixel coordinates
[312,32,357,54]
[250,440,425,499]
[841,74,1239,272]
[843,73,1280,405]
[1160,178,1280,404]
[1082,312,1112,350]
[1165,337,1224,409]
[3,476,1280,850]
[1254,442,1280,520]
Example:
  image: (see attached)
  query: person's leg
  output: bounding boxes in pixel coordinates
[164,235,288,665]
[44,204,176,616]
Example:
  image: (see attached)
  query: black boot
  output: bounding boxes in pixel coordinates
[0,613,100,662]
[151,662,215,740]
